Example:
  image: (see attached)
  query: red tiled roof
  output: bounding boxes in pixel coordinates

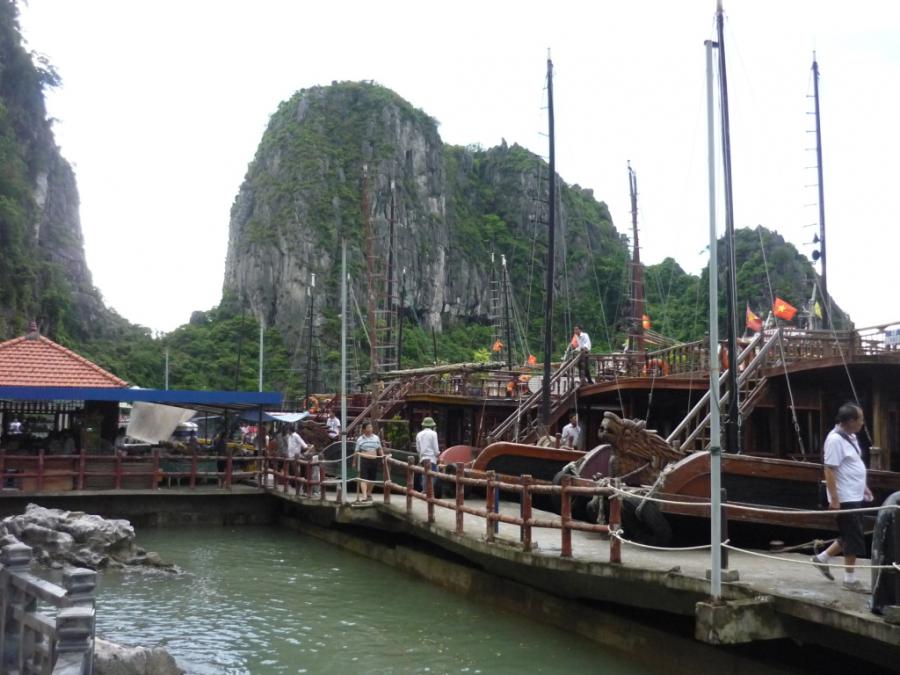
[0,334,127,388]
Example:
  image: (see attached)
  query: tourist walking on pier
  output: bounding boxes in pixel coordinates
[415,416,441,493]
[812,403,873,592]
[355,421,381,502]
[573,325,593,384]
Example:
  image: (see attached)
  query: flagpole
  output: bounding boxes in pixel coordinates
[340,239,348,502]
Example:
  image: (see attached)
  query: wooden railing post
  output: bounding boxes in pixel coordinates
[114,452,122,490]
[406,456,414,513]
[425,459,435,524]
[382,454,391,505]
[190,449,197,489]
[224,450,233,489]
[151,448,160,490]
[609,493,622,564]
[485,471,496,542]
[293,459,300,496]
[77,448,85,491]
[521,475,533,551]
[37,449,45,492]
[455,463,464,535]
[560,475,572,557]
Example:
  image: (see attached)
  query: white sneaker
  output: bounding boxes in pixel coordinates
[842,579,868,594]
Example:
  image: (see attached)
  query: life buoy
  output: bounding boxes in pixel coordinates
[643,358,669,376]
[304,395,319,413]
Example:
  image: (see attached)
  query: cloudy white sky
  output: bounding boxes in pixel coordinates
[17,0,900,333]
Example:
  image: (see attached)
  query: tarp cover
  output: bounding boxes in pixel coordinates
[238,411,309,423]
[127,402,196,443]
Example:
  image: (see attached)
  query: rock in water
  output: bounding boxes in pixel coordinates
[94,638,185,675]
[0,504,171,570]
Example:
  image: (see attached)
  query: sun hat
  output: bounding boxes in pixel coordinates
[422,416,436,428]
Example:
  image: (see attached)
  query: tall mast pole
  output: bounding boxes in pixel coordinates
[363,164,377,377]
[628,162,645,352]
[812,56,828,324]
[541,54,556,427]
[397,268,406,370]
[386,179,396,354]
[503,254,513,370]
[305,273,316,407]
[258,316,264,392]
[706,35,722,601]
[340,240,348,500]
[716,0,740,454]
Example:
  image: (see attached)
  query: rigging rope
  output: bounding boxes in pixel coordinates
[756,227,806,455]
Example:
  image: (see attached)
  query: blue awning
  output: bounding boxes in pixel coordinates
[0,386,283,413]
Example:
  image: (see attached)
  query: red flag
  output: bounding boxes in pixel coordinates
[772,297,797,321]
[745,304,762,332]
[642,314,651,330]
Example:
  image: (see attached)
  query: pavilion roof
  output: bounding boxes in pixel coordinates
[0,331,127,388]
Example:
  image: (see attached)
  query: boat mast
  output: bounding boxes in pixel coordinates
[386,179,396,352]
[705,32,723,601]
[363,165,377,377]
[541,54,556,427]
[340,239,348,500]
[305,273,316,407]
[812,55,828,324]
[628,162,645,353]
[503,254,513,371]
[716,1,740,454]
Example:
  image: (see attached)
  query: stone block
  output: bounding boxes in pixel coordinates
[695,596,787,644]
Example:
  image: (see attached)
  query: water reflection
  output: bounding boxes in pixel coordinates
[97,526,653,674]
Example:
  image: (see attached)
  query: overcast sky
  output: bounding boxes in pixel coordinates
[17,0,900,334]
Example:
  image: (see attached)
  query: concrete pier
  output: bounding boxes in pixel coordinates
[270,489,900,671]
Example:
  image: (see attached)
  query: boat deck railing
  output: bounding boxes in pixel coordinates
[587,320,900,384]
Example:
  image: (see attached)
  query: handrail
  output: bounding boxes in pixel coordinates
[381,454,622,562]
[0,448,263,493]
[488,356,580,442]
[0,543,96,673]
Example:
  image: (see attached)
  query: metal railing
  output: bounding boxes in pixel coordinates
[0,543,96,674]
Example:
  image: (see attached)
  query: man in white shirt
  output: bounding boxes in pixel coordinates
[811,403,872,592]
[287,426,308,459]
[326,411,341,440]
[560,413,582,449]
[574,325,593,384]
[415,416,441,493]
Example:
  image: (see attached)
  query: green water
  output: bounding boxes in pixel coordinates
[95,526,656,674]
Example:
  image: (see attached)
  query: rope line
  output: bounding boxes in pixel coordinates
[722,542,898,571]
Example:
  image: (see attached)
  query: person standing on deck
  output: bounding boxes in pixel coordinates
[560,412,582,449]
[326,410,341,441]
[355,421,382,502]
[573,325,593,384]
[415,416,441,493]
[811,403,873,592]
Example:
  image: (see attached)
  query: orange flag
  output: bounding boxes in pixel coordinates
[745,304,762,332]
[527,354,537,366]
[642,314,651,330]
[772,297,797,321]
[570,334,579,349]
[492,339,504,353]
